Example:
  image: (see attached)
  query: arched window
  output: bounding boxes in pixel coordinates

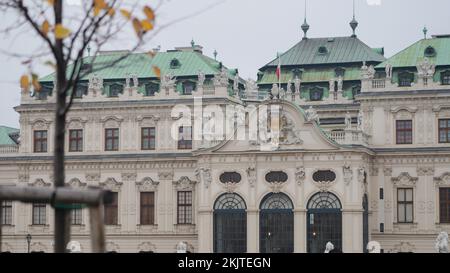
[318,46,328,55]
[213,193,247,253]
[259,193,294,253]
[424,46,436,57]
[307,192,342,253]
[170,58,181,69]
[310,87,324,101]
[307,192,342,209]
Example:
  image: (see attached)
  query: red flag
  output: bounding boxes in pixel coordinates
[276,55,281,80]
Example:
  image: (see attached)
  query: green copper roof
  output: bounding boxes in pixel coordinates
[376,36,450,68]
[262,36,386,68]
[258,66,362,84]
[0,126,19,146]
[40,50,236,82]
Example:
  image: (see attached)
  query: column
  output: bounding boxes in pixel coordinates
[247,209,258,253]
[294,209,307,253]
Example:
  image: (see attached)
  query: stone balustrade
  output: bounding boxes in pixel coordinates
[0,145,19,154]
[326,129,369,146]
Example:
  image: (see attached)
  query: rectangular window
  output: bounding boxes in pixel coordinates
[140,192,155,225]
[1,201,12,225]
[397,188,414,223]
[69,129,83,152]
[104,193,118,225]
[439,188,450,223]
[105,128,119,151]
[141,127,156,150]
[177,191,193,224]
[439,119,450,144]
[396,120,413,144]
[379,188,384,200]
[71,205,83,225]
[34,130,48,153]
[32,203,46,225]
[178,126,192,150]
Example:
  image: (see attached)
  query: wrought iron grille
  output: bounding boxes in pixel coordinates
[259,193,294,253]
[307,192,342,253]
[213,193,247,253]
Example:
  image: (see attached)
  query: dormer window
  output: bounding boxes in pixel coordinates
[398,72,414,87]
[424,46,436,57]
[352,85,361,98]
[74,84,88,98]
[182,81,195,95]
[144,82,159,96]
[170,58,181,69]
[292,68,304,79]
[80,63,92,73]
[335,67,346,78]
[109,83,123,97]
[441,70,450,85]
[318,46,328,55]
[310,87,324,101]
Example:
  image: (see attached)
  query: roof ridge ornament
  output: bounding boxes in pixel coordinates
[423,26,428,39]
[350,0,359,37]
[301,0,310,39]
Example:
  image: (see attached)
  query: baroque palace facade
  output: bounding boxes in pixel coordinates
[1,21,450,253]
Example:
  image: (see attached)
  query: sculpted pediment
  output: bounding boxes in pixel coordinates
[199,100,340,153]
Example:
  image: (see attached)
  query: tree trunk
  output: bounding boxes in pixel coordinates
[53,0,70,253]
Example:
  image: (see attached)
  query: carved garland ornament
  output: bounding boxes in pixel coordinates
[391,172,418,187]
[136,177,160,192]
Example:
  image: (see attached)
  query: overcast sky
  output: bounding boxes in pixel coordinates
[1,0,450,128]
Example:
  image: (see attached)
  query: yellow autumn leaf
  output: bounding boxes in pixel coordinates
[31,74,41,92]
[152,66,161,78]
[107,7,115,17]
[132,18,143,38]
[20,75,30,91]
[94,6,101,16]
[143,6,155,21]
[41,20,50,36]
[94,0,107,9]
[147,50,156,57]
[54,24,71,39]
[141,19,154,32]
[120,9,131,20]
[46,0,55,5]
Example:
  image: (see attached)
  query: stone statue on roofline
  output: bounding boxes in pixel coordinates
[233,73,240,92]
[337,76,344,91]
[197,70,205,86]
[417,57,436,78]
[161,73,176,89]
[245,79,258,92]
[329,79,336,93]
[385,64,393,79]
[294,76,301,94]
[357,110,364,131]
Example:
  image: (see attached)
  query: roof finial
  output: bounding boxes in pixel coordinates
[87,44,91,57]
[423,26,428,39]
[301,0,310,39]
[191,38,195,48]
[350,0,359,37]
[213,49,218,61]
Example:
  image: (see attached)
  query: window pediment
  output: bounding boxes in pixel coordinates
[391,172,418,187]
[434,172,450,186]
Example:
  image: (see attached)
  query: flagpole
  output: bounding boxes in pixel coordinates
[278,53,281,93]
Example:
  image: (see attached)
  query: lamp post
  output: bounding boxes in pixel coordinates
[26,234,32,253]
